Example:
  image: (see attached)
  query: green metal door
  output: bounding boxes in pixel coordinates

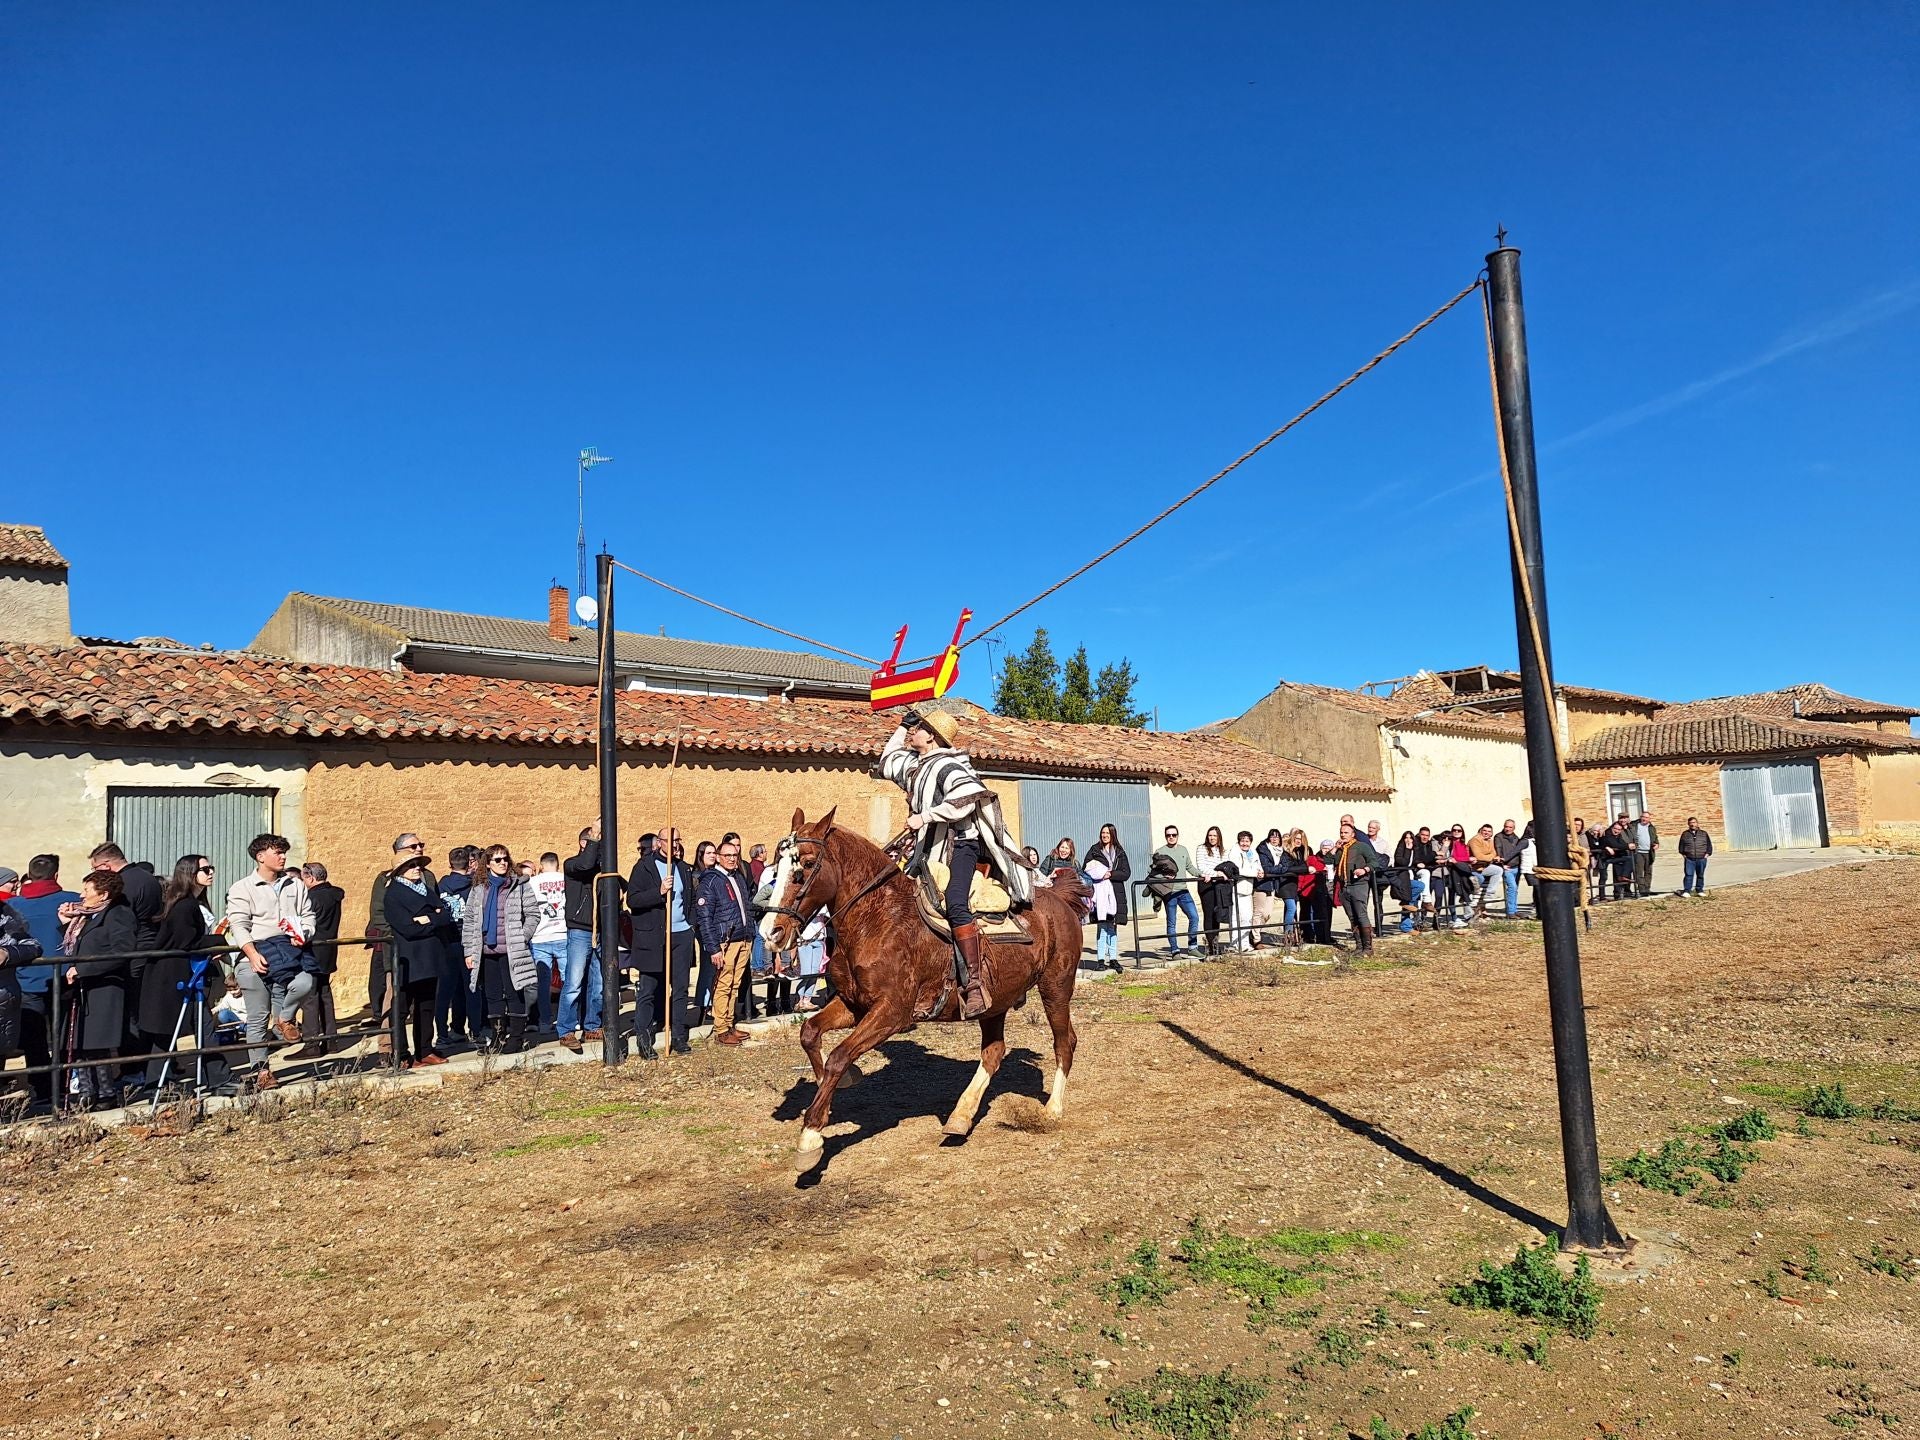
[107,787,276,898]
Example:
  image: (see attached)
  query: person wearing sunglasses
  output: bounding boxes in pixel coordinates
[461,845,541,1054]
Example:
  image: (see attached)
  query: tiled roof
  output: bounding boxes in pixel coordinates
[276,593,872,690]
[0,524,67,571]
[0,644,1384,795]
[1263,680,1525,737]
[1569,712,1920,766]
[1654,683,1917,724]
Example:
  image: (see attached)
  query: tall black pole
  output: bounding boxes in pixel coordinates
[595,551,624,1067]
[1486,245,1624,1253]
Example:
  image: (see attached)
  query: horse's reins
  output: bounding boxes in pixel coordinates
[762,828,912,928]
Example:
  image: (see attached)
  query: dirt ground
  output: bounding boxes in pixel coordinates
[2,861,1916,1440]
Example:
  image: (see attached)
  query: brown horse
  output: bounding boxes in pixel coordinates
[759,807,1085,1173]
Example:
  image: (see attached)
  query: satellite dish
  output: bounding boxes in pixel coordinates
[574,595,599,624]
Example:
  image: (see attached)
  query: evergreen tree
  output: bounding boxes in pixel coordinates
[991,628,1149,728]
[992,628,1061,721]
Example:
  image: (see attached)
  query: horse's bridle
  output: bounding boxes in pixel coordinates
[761,830,905,928]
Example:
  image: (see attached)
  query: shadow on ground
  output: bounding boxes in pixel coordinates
[1160,1019,1559,1238]
[773,1036,1052,1185]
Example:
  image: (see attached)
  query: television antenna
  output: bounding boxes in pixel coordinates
[576,447,614,604]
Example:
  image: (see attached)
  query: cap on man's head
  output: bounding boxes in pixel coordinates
[0,866,19,889]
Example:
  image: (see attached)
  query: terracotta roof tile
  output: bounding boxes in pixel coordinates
[0,645,1385,795]
[0,524,68,571]
[1655,683,1917,724]
[1569,712,1920,766]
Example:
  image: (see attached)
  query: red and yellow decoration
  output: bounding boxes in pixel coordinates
[869,608,971,712]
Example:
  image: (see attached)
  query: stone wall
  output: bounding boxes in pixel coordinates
[1818,753,1867,838]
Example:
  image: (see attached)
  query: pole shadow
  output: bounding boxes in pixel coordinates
[1159,1020,1558,1239]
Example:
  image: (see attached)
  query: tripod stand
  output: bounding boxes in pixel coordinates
[149,957,212,1116]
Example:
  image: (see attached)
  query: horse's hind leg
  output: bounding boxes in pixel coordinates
[799,994,855,1084]
[797,1005,903,1173]
[1037,959,1079,1120]
[942,1012,1007,1138]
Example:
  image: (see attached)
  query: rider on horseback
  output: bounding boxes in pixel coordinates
[881,707,1030,1019]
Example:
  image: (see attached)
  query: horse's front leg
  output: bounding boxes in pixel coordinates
[797,1004,906,1173]
[799,994,855,1084]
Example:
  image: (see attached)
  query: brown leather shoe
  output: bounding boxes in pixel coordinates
[273,1017,303,1043]
[582,1029,604,1043]
[714,1028,747,1046]
[561,1034,583,1053]
[415,1052,448,1066]
[953,922,991,1019]
[251,1067,278,1092]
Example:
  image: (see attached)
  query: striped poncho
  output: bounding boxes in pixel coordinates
[880,726,1035,908]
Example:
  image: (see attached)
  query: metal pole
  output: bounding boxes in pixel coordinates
[595,551,624,1067]
[1485,243,1624,1253]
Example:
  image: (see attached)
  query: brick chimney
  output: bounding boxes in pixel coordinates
[548,585,571,641]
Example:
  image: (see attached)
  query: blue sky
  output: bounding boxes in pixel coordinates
[3,3,1915,728]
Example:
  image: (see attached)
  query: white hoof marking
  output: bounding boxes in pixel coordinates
[1046,1067,1070,1119]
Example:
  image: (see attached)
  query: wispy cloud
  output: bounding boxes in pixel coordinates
[1544,280,1920,453]
[1420,279,1920,512]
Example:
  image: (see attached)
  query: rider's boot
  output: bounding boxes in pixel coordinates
[955,922,991,1019]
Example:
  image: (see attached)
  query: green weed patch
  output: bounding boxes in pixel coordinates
[494,1131,604,1158]
[1100,1240,1177,1309]
[1107,1366,1268,1440]
[1369,1406,1479,1440]
[1447,1237,1600,1338]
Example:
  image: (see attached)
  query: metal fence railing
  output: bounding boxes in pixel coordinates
[4,931,819,1120]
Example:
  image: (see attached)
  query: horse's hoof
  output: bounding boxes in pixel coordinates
[941,1117,973,1138]
[795,1126,826,1172]
[839,1065,862,1089]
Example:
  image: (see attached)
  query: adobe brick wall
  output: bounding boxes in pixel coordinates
[304,741,1031,1010]
[1570,762,1725,835]
[1818,753,1867,837]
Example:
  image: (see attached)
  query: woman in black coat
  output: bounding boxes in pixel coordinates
[61,868,138,1106]
[1083,823,1130,971]
[381,857,450,1067]
[137,855,214,1085]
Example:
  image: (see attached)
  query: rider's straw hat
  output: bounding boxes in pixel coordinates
[912,709,960,747]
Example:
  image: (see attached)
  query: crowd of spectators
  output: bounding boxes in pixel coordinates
[1038,808,1714,968]
[0,822,822,1114]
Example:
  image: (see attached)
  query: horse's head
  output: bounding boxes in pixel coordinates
[758,806,840,951]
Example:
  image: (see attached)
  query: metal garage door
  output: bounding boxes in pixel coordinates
[1720,763,1823,850]
[1014,777,1153,874]
[108,787,277,895]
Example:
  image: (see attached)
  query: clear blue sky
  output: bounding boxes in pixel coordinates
[4,3,1915,728]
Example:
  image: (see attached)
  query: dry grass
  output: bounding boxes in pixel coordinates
[0,862,1917,1439]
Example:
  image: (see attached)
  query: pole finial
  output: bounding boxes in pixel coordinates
[1494,223,1510,249]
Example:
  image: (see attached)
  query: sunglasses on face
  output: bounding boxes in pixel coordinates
[196,865,216,874]
[488,856,511,866]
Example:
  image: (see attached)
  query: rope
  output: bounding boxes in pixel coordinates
[1479,283,1587,908]
[602,278,1482,671]
[960,277,1487,650]
[609,560,880,667]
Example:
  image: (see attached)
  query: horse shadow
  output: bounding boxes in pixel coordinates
[773,1036,1052,1186]
[1160,1020,1559,1239]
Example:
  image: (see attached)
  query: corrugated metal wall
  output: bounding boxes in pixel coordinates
[108,787,276,893]
[1015,777,1153,871]
[1720,762,1822,850]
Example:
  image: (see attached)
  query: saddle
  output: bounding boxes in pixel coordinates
[916,858,1033,945]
